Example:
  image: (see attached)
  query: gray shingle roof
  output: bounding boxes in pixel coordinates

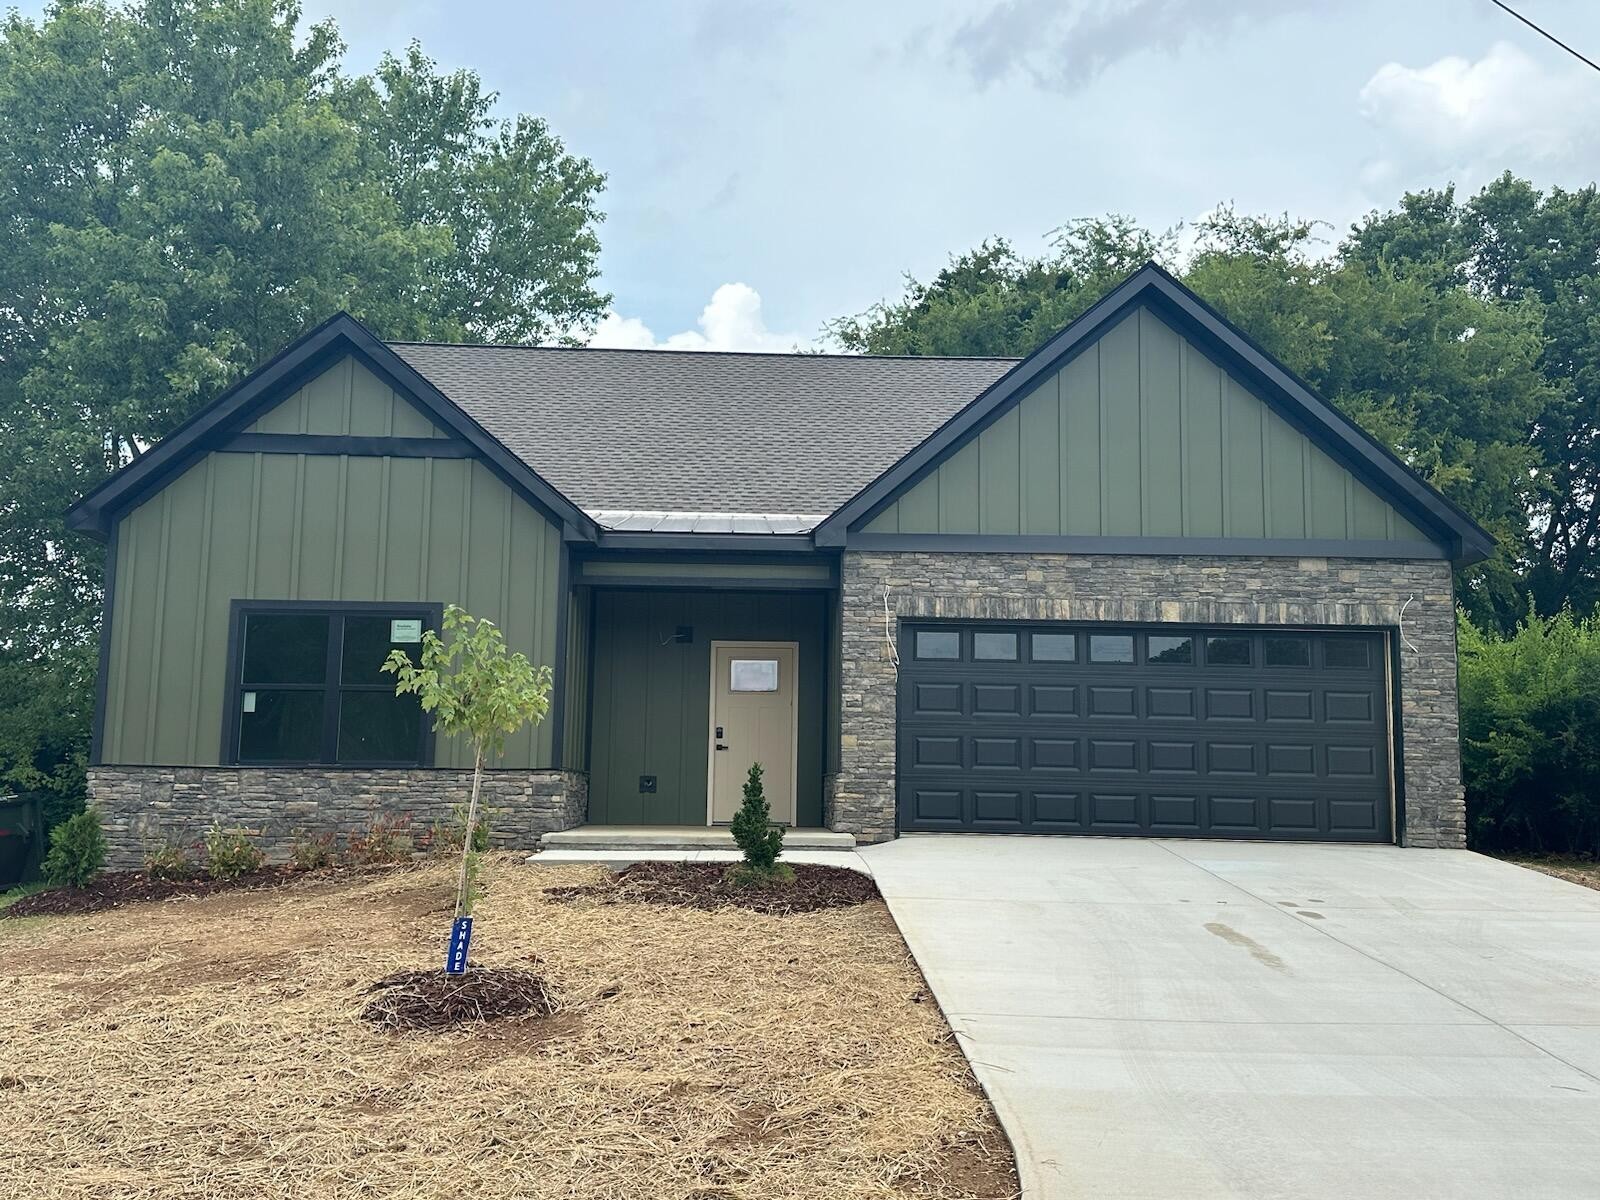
[388,343,1016,529]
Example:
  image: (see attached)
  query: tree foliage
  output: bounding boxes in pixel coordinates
[0,0,607,829]
[729,762,785,874]
[1459,605,1600,856]
[383,606,552,919]
[831,193,1576,631]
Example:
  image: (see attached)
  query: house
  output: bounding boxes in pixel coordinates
[69,264,1488,865]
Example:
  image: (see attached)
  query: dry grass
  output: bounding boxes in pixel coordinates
[0,856,1016,1200]
[1502,855,1600,892]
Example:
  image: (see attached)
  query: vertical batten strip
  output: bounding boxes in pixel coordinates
[185,459,216,762]
[144,493,172,761]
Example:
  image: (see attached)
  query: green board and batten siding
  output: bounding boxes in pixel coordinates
[101,357,565,770]
[862,306,1428,543]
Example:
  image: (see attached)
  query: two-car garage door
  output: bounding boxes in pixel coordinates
[897,624,1394,842]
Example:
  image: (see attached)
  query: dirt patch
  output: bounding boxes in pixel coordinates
[0,864,374,918]
[1501,855,1600,892]
[0,856,1017,1199]
[361,965,560,1032]
[546,860,880,914]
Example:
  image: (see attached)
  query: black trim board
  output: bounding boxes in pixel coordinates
[219,600,444,768]
[66,312,599,543]
[220,433,476,458]
[848,534,1451,560]
[812,262,1494,565]
[88,525,118,766]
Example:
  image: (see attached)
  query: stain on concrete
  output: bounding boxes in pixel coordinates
[1296,911,1325,920]
[1204,922,1289,972]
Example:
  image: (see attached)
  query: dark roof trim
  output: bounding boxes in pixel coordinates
[848,533,1450,560]
[66,312,599,542]
[814,263,1495,565]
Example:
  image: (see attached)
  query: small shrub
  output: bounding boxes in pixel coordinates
[289,830,336,870]
[346,813,415,865]
[42,809,106,888]
[204,827,266,880]
[729,762,785,877]
[427,805,490,856]
[144,841,200,881]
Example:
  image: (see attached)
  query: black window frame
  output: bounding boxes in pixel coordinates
[222,600,442,767]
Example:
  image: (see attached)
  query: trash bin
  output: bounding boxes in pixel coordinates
[0,795,45,889]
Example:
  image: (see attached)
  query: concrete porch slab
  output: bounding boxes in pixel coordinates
[526,847,872,873]
[539,825,856,852]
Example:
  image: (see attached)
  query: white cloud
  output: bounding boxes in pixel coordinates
[1359,41,1600,183]
[588,282,809,352]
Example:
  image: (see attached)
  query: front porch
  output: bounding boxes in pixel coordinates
[566,560,839,831]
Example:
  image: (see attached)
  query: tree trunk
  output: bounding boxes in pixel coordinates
[456,743,484,920]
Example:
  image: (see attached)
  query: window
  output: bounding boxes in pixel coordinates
[232,606,431,765]
[914,630,960,660]
[1205,635,1251,666]
[1088,634,1134,663]
[730,658,779,692]
[1031,632,1077,662]
[1147,635,1194,664]
[1324,638,1371,669]
[1264,637,1311,668]
[973,631,1018,661]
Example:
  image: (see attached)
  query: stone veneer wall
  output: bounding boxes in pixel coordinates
[89,766,588,868]
[829,551,1463,848]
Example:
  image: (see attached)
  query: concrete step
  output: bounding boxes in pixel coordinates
[527,847,871,874]
[539,825,856,852]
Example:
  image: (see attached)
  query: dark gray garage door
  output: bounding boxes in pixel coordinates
[897,624,1393,842]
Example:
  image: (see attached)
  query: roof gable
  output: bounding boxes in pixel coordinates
[814,263,1494,564]
[66,314,598,541]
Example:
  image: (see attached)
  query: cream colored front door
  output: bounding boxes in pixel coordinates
[709,642,798,825]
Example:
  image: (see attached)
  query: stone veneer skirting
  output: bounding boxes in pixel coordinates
[828,551,1464,849]
[89,766,588,869]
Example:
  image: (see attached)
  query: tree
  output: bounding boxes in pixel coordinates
[1347,174,1600,620]
[0,0,607,832]
[383,605,552,925]
[728,762,787,885]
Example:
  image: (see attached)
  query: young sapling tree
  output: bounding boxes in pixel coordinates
[728,762,792,887]
[383,605,552,963]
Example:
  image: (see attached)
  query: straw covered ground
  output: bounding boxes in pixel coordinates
[0,855,1017,1199]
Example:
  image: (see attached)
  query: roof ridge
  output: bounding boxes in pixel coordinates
[388,340,1022,363]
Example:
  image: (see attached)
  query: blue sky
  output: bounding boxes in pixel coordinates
[28,1,1600,348]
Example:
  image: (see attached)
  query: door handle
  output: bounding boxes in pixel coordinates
[715,743,729,751]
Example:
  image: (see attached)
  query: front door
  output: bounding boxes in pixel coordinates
[709,642,798,824]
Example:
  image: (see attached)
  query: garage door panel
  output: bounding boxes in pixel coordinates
[899,623,1392,842]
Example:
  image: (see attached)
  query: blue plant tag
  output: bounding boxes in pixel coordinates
[445,916,473,975]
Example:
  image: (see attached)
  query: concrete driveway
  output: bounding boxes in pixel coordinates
[859,836,1600,1199]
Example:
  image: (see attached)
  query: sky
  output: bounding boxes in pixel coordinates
[28,0,1600,350]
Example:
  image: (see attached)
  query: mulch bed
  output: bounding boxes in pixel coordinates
[3,864,328,919]
[545,861,880,915]
[360,965,560,1032]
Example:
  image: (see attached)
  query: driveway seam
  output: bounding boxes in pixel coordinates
[1155,840,1600,1087]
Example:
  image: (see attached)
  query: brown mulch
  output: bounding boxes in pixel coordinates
[2,865,322,918]
[361,965,560,1032]
[545,860,881,914]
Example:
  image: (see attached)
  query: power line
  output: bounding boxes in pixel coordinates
[1488,0,1600,74]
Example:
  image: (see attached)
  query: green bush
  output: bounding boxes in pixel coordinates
[427,805,490,856]
[144,841,200,881]
[729,762,785,875]
[204,827,265,880]
[42,808,106,888]
[289,831,336,870]
[1459,606,1600,855]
